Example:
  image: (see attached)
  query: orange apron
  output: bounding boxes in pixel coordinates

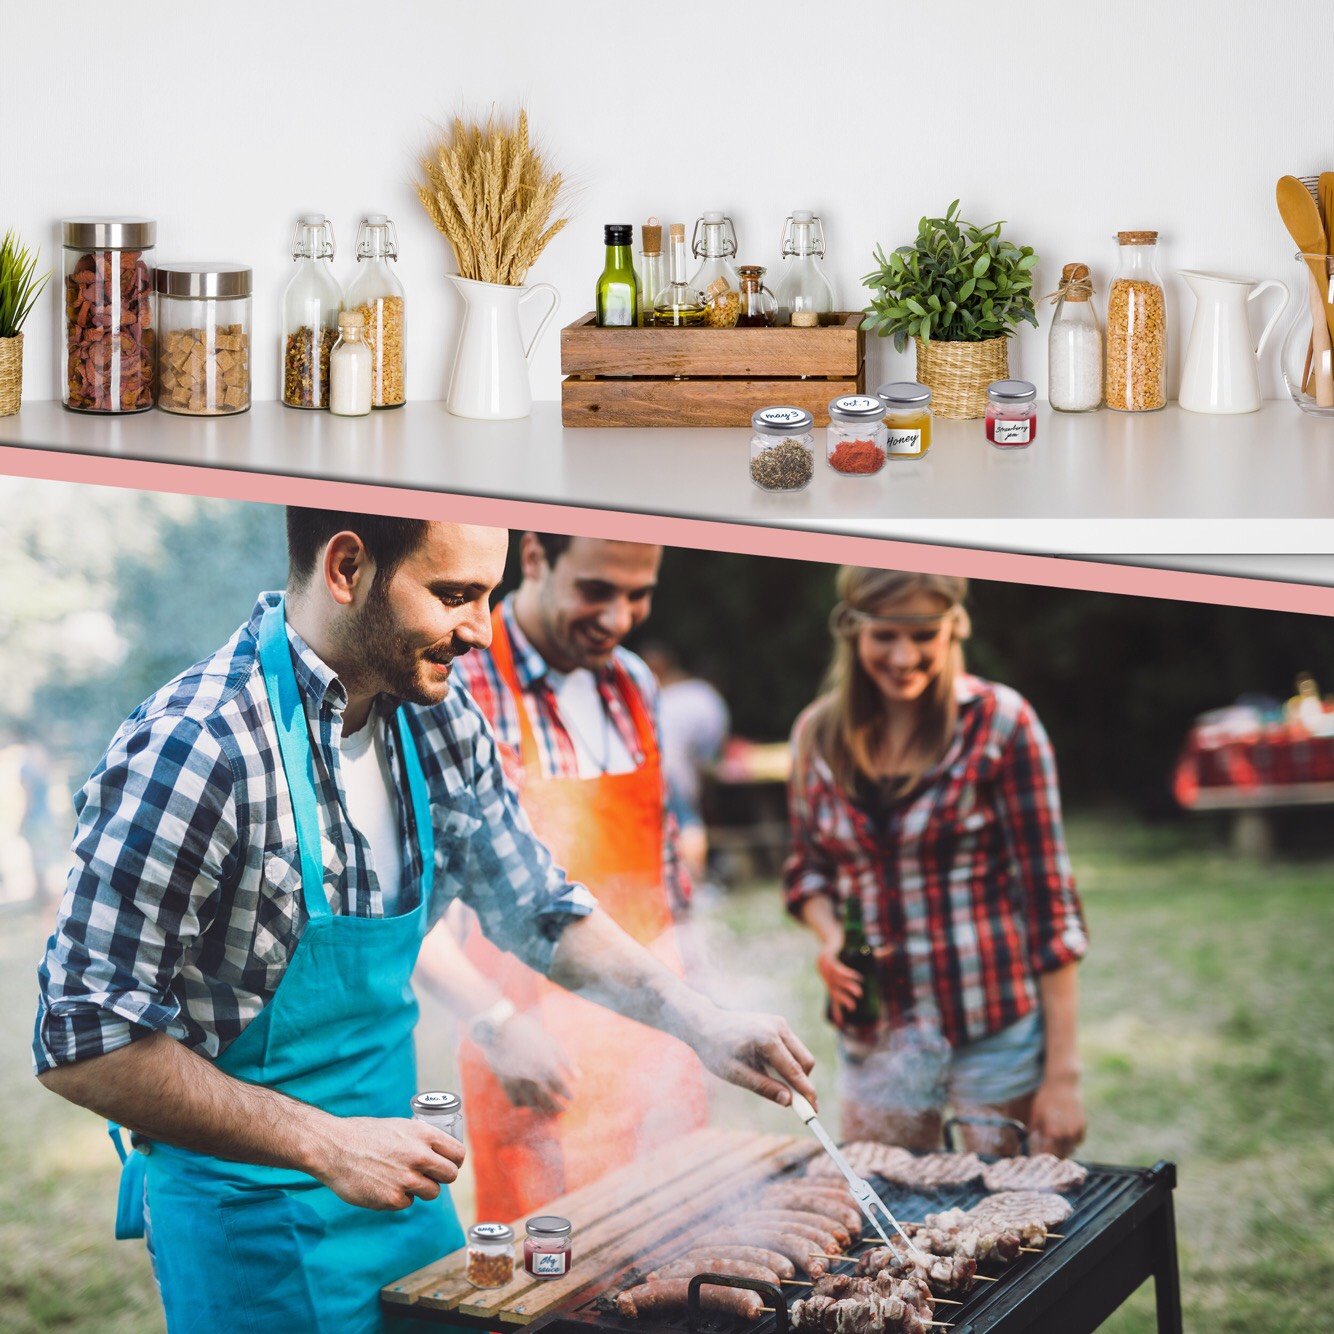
[458,611,709,1222]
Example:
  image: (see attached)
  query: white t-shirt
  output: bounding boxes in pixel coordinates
[659,678,730,808]
[545,668,638,777]
[339,712,405,916]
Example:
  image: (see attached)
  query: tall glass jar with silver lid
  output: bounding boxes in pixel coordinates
[749,406,815,492]
[825,394,887,474]
[346,214,406,408]
[155,264,252,416]
[282,214,342,409]
[62,217,156,414]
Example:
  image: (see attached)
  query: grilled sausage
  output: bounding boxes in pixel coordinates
[694,1225,825,1273]
[614,1279,763,1321]
[679,1245,795,1280]
[742,1217,841,1253]
[762,1188,863,1234]
[650,1257,779,1285]
[745,1209,851,1247]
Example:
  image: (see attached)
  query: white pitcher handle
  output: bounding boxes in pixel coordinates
[520,283,560,365]
[1249,279,1290,359]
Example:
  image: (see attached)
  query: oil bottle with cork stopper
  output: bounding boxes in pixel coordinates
[648,225,706,327]
[636,219,666,316]
[1048,262,1103,412]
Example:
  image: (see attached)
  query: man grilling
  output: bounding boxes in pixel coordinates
[33,511,816,1334]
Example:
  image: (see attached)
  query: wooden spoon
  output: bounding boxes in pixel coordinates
[1276,174,1334,406]
[1321,173,1334,254]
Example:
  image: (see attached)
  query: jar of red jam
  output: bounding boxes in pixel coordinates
[524,1215,572,1279]
[985,379,1038,448]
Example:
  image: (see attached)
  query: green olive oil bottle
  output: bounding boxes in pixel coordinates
[595,224,639,327]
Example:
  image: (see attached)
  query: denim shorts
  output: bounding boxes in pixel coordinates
[838,1010,1045,1114]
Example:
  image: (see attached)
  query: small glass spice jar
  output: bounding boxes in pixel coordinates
[411,1090,462,1139]
[749,406,815,492]
[466,1223,516,1289]
[155,263,252,416]
[877,381,933,459]
[826,395,887,475]
[985,379,1038,448]
[524,1216,573,1280]
[704,276,741,328]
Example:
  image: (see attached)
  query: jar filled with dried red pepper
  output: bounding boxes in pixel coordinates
[826,394,887,475]
[62,218,156,414]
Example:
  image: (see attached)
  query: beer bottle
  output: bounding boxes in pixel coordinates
[828,895,880,1028]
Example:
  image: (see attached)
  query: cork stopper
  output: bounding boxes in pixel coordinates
[790,310,819,327]
[642,218,662,255]
[1060,263,1092,301]
[706,276,731,300]
[338,310,366,330]
[1116,230,1158,245]
[669,222,686,242]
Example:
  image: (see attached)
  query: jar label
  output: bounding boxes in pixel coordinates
[886,428,923,456]
[993,419,1032,445]
[833,395,882,414]
[757,407,808,427]
[533,1251,568,1276]
[473,1224,510,1239]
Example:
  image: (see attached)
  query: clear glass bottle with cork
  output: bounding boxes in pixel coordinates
[736,265,777,327]
[282,214,342,410]
[346,214,406,409]
[329,310,372,417]
[648,224,706,327]
[1048,262,1102,412]
[689,212,740,298]
[636,219,666,317]
[775,211,836,325]
[1105,231,1167,412]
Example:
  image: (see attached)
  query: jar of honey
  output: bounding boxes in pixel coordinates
[524,1216,573,1279]
[877,381,933,459]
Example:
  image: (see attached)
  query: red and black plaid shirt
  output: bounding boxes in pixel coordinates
[785,676,1087,1048]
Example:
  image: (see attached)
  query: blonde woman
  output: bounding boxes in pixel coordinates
[785,569,1088,1157]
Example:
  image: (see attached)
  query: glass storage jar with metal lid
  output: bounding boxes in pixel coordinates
[155,263,252,416]
[749,405,815,492]
[346,213,406,408]
[826,394,887,475]
[466,1223,516,1288]
[985,378,1038,447]
[411,1090,462,1139]
[689,212,740,297]
[524,1216,573,1279]
[282,213,342,410]
[877,381,933,459]
[62,217,156,414]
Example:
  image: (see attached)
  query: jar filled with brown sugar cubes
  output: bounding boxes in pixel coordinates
[1105,231,1167,412]
[155,264,252,416]
[62,217,156,414]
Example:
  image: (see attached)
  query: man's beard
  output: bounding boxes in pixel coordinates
[334,590,455,706]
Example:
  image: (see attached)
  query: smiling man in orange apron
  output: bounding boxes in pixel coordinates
[433,533,709,1222]
[33,512,816,1333]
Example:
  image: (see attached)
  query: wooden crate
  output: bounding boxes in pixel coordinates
[560,312,865,428]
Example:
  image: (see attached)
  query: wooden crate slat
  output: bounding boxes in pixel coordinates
[561,376,862,428]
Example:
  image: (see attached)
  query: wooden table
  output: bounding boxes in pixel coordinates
[382,1129,816,1327]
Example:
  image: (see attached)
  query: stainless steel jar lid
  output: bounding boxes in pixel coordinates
[526,1215,573,1238]
[877,381,932,407]
[469,1223,516,1246]
[154,263,252,299]
[987,379,1037,403]
[752,405,814,435]
[411,1090,462,1116]
[828,394,885,422]
[63,217,156,249]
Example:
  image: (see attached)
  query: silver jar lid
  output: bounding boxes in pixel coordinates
[526,1215,572,1238]
[63,217,156,249]
[987,379,1037,403]
[469,1222,516,1246]
[411,1090,461,1116]
[828,394,885,423]
[154,263,252,299]
[877,381,932,407]
[752,405,814,435]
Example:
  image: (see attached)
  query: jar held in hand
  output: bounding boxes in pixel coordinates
[411,1090,462,1141]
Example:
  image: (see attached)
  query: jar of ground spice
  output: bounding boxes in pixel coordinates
[466,1223,516,1289]
[749,406,815,492]
[826,394,887,475]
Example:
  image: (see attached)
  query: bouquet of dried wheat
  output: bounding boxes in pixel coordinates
[418,108,570,286]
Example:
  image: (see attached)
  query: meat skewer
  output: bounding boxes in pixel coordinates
[853,1247,981,1297]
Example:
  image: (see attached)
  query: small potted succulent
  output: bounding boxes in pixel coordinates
[0,230,50,416]
[862,202,1038,419]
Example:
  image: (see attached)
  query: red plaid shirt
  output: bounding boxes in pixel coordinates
[785,676,1087,1048]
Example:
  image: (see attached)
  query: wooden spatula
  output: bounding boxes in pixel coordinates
[1277,175,1334,406]
[1321,174,1334,253]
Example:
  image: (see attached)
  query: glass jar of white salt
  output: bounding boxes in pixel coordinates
[1048,263,1103,412]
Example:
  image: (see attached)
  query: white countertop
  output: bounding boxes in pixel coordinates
[0,399,1330,556]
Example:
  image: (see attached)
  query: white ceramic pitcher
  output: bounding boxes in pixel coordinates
[1178,270,1290,414]
[445,275,560,420]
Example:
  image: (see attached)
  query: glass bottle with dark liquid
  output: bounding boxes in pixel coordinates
[827,895,880,1028]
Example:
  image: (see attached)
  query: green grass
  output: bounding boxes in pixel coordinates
[3,815,1331,1331]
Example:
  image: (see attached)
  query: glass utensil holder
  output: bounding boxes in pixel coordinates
[1281,252,1334,418]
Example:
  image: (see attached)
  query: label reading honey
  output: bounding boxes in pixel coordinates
[886,428,923,456]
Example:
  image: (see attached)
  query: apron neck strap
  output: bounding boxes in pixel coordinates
[489,606,543,772]
[394,707,435,922]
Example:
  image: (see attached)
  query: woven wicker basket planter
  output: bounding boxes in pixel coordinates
[914,334,1009,419]
[0,334,21,417]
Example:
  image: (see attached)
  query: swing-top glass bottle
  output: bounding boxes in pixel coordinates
[282,214,342,409]
[345,213,406,408]
[775,210,836,324]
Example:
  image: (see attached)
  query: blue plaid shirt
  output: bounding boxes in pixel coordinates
[33,592,596,1075]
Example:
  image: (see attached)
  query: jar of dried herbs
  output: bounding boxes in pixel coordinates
[750,406,815,492]
[282,214,342,410]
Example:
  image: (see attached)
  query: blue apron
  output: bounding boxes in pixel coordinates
[112,599,464,1332]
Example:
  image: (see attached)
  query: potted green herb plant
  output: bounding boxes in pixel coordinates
[0,231,50,416]
[862,202,1038,419]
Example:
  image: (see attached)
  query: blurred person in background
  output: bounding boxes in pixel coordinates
[418,533,708,1222]
[786,568,1088,1158]
[639,641,731,891]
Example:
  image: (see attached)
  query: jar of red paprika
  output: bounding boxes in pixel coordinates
[826,394,887,475]
[524,1215,573,1279]
[985,379,1038,448]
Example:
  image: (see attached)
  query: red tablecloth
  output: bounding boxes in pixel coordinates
[1174,724,1334,807]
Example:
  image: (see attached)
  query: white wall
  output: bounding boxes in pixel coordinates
[3,0,1328,407]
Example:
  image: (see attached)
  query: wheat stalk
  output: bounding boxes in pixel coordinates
[417,107,570,286]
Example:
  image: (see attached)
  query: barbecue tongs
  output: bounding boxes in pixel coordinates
[786,1089,931,1264]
